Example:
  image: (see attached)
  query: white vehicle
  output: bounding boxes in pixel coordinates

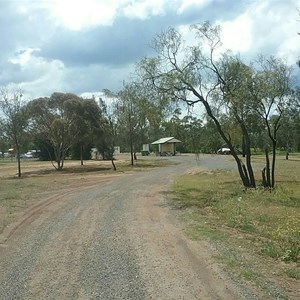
[217,147,231,155]
[24,150,40,158]
[25,152,34,158]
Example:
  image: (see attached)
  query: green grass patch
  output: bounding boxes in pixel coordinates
[261,242,280,259]
[171,155,300,296]
[2,190,21,201]
[171,163,300,262]
[285,268,300,279]
[241,269,260,281]
[180,212,230,242]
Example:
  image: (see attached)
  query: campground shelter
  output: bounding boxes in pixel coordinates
[151,137,182,156]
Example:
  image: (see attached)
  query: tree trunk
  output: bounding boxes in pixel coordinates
[285,142,289,160]
[243,131,256,188]
[262,167,267,187]
[80,143,84,166]
[111,158,116,171]
[265,147,271,188]
[15,140,21,177]
[189,87,256,188]
[56,148,64,170]
[242,136,246,158]
[130,132,134,166]
[61,151,65,170]
[16,151,21,177]
[231,153,250,187]
[271,141,277,188]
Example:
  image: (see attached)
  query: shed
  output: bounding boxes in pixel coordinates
[151,137,181,156]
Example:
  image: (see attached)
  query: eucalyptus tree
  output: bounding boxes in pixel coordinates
[94,96,117,170]
[76,98,104,165]
[95,117,117,170]
[161,108,182,141]
[248,56,292,188]
[116,83,141,165]
[277,86,300,155]
[218,57,259,187]
[289,87,300,152]
[137,22,258,188]
[137,22,293,189]
[28,93,93,170]
[0,86,29,177]
[0,120,7,157]
[200,119,223,153]
[161,109,203,153]
[115,81,172,164]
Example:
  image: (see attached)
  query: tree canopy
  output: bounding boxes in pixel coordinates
[27,93,104,170]
[0,86,29,177]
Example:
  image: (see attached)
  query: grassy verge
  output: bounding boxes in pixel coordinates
[171,156,300,299]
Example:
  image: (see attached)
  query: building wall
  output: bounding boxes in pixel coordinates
[161,143,174,153]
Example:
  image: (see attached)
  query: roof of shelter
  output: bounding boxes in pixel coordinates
[151,137,182,145]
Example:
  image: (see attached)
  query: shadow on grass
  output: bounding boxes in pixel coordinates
[160,189,217,210]
[14,165,113,178]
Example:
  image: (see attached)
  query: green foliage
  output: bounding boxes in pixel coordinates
[161,110,204,153]
[0,86,30,177]
[27,93,104,169]
[272,216,300,262]
[115,82,173,163]
[95,97,116,163]
[261,243,280,259]
[285,268,300,279]
[32,138,55,161]
[70,142,92,160]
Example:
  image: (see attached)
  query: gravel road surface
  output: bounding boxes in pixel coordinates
[0,155,260,299]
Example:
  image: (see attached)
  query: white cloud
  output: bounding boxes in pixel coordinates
[278,36,299,65]
[215,0,300,64]
[219,13,253,53]
[47,0,171,29]
[48,0,122,29]
[177,0,211,14]
[123,0,166,19]
[6,48,66,99]
[20,64,65,100]
[9,48,40,66]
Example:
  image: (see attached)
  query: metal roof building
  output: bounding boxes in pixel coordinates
[151,137,181,156]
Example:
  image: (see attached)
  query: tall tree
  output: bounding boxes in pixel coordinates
[116,84,140,165]
[94,96,117,170]
[218,57,259,187]
[137,23,257,187]
[249,56,292,188]
[28,93,86,170]
[0,86,29,177]
[76,98,104,165]
[136,22,292,189]
[115,80,175,162]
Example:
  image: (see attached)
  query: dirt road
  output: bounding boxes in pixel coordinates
[0,155,259,299]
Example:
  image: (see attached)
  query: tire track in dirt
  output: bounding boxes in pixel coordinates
[0,175,118,244]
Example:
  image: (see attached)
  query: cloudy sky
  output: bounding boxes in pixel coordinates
[0,0,300,100]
